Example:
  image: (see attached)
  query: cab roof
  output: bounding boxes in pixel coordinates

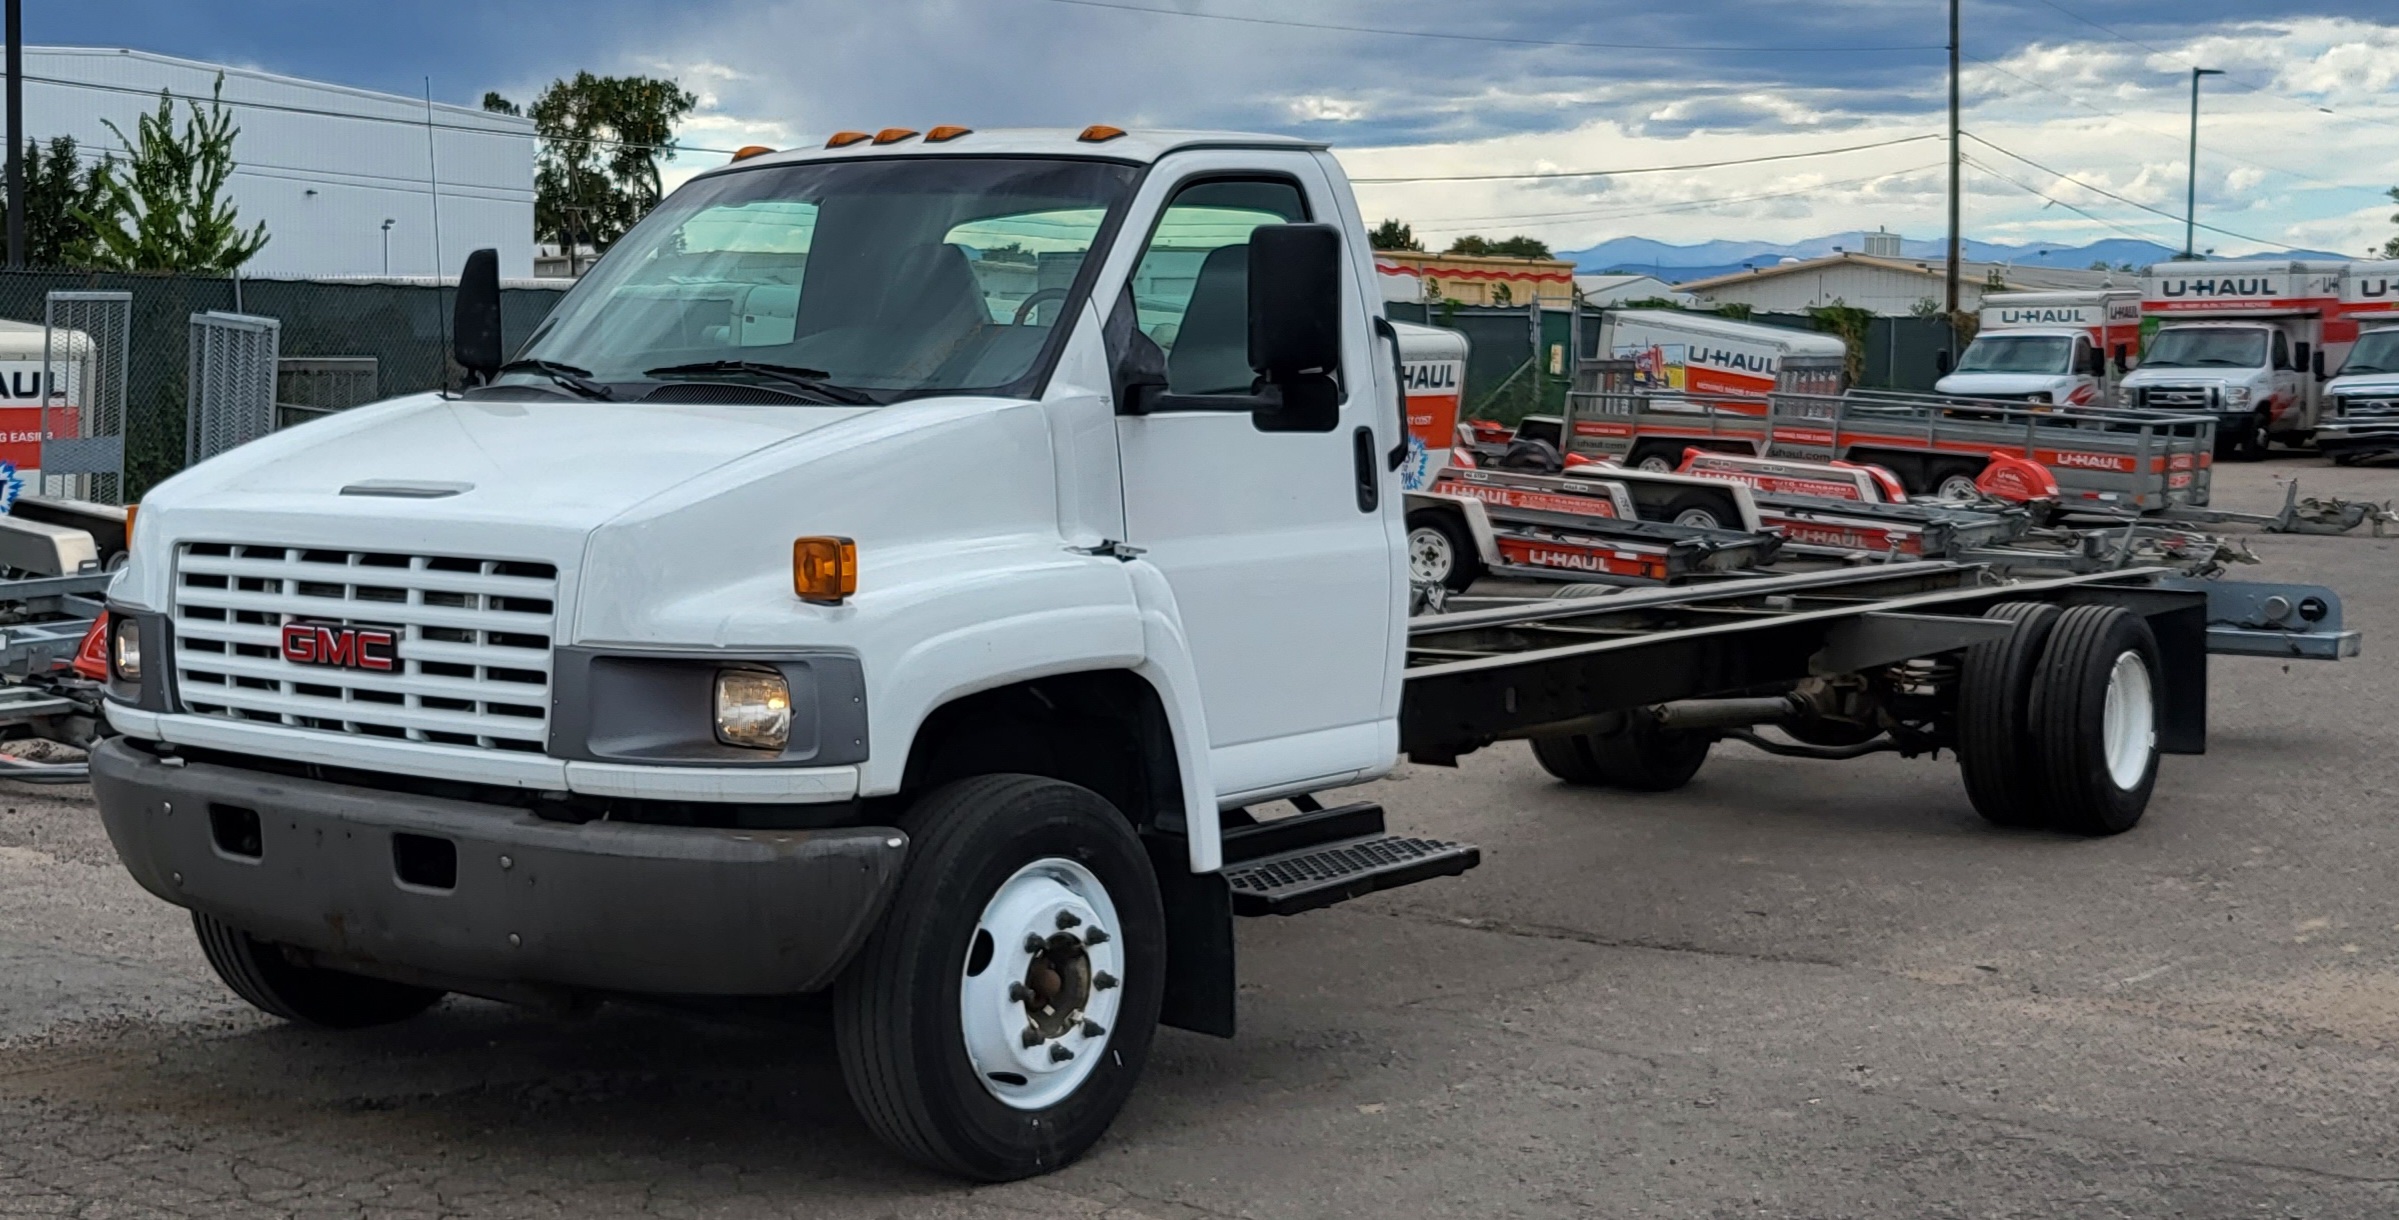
[697,128,1327,180]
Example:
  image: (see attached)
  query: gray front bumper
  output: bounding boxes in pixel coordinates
[91,739,907,997]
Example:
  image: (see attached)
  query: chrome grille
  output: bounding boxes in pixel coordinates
[2139,386,2215,411]
[2334,395,2399,420]
[171,543,558,752]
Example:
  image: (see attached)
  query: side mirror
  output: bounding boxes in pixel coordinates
[2114,344,2131,373]
[1934,349,1952,376]
[1247,223,1343,432]
[2084,346,2106,378]
[453,248,504,386]
[2312,348,2328,379]
[2293,341,2312,376]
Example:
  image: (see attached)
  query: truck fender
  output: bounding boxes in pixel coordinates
[1120,559,1224,873]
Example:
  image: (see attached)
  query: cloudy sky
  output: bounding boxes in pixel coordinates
[30,1,2399,256]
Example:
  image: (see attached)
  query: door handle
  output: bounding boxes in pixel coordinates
[1352,426,1379,513]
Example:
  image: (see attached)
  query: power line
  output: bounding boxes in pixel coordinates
[1961,154,2179,247]
[1029,0,1946,53]
[1350,132,1943,184]
[1964,132,2304,251]
[1403,163,1947,233]
[1962,53,2369,194]
[2018,0,2399,133]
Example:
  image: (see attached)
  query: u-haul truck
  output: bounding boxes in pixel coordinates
[1936,289,2140,406]
[1392,320,1466,490]
[1597,309,1846,402]
[2118,260,2346,459]
[2318,261,2399,463]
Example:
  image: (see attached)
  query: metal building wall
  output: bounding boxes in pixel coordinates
[1693,264,1962,316]
[13,46,534,278]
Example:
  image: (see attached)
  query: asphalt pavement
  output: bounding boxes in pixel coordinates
[3,457,2396,1218]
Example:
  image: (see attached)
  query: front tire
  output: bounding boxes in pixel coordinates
[192,914,445,1028]
[835,775,1165,1181]
[2030,606,2162,836]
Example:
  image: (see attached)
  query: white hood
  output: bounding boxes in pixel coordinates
[1934,372,2078,399]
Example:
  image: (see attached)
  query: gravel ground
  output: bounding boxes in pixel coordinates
[2,456,2395,1218]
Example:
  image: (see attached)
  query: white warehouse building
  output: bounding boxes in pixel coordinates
[1679,252,2121,316]
[9,46,535,277]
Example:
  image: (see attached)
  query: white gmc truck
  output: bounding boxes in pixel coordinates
[87,128,2351,1180]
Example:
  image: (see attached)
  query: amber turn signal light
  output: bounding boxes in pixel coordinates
[825,130,872,148]
[793,536,858,605]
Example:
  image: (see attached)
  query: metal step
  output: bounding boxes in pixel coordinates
[1223,828,1480,917]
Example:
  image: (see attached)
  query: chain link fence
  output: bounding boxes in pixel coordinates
[0,269,568,501]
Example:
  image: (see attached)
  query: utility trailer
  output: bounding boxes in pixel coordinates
[1563,386,2217,510]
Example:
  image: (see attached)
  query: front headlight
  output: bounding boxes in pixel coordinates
[110,615,142,682]
[713,668,792,750]
[2223,385,2252,408]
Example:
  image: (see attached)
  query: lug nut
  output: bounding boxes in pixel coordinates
[1082,927,1110,945]
[1048,1043,1075,1063]
[1021,1025,1044,1048]
[1092,971,1118,991]
[1055,910,1081,929]
[1024,933,1047,954]
[1081,1019,1106,1038]
[1008,982,1033,1003]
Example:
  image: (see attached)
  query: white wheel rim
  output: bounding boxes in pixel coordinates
[1937,475,1981,502]
[1407,526,1455,584]
[1672,508,1719,529]
[1638,456,1673,472]
[960,857,1124,1110]
[2100,649,2156,790]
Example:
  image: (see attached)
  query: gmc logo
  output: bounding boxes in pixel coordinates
[281,621,398,672]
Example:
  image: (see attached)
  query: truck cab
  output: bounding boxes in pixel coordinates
[2318,321,2399,463]
[2119,260,2345,459]
[1936,289,2137,407]
[89,128,1458,1181]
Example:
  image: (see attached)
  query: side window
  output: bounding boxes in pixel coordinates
[2271,330,2293,371]
[1130,178,1309,395]
[2074,336,2092,373]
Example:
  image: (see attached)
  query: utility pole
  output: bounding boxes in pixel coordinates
[6,0,22,269]
[2183,67,2224,259]
[1944,0,1961,321]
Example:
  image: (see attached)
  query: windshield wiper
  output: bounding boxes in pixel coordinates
[643,360,877,405]
[495,359,614,400]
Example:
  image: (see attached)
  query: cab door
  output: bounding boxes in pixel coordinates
[1103,151,1402,802]
[2269,329,2307,430]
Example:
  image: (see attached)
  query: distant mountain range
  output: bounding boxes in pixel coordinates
[1565,234,2349,285]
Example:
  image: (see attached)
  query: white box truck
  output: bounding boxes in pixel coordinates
[86,127,2341,1181]
[1936,289,2140,406]
[1597,308,1847,401]
[2315,260,2399,463]
[2119,260,2347,458]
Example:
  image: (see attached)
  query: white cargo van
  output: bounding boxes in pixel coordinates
[1936,289,2139,406]
[2119,260,2346,458]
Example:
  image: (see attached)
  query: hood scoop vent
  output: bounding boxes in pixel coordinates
[340,480,474,499]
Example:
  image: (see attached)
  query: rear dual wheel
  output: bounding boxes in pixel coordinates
[1956,603,2161,835]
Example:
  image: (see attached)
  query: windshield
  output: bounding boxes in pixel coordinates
[2143,327,2267,369]
[1954,334,2072,375]
[2342,329,2399,376]
[505,156,1138,403]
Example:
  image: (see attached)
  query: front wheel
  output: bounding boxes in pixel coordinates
[835,775,1165,1181]
[192,914,445,1028]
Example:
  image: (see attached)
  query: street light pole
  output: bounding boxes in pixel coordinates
[1944,0,1961,318]
[6,0,23,269]
[2184,67,2224,259]
[380,218,394,276]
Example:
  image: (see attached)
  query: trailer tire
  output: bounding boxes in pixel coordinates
[1661,491,1730,530]
[835,774,1165,1181]
[1406,509,1483,591]
[1627,442,1681,473]
[191,914,445,1028]
[2029,606,2162,836]
[1955,601,2064,829]
[1530,712,1712,792]
[1930,462,1984,503]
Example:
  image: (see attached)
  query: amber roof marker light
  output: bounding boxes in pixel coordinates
[728,145,776,162]
[825,130,871,148]
[872,127,920,145]
[1078,125,1128,143]
[925,125,973,143]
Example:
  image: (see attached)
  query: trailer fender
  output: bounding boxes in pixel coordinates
[1977,453,2061,503]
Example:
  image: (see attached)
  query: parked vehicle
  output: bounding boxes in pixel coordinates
[1393,320,1467,490]
[2316,262,2399,464]
[1936,289,2140,406]
[1596,308,1848,407]
[84,128,2354,1184]
[2119,260,2347,458]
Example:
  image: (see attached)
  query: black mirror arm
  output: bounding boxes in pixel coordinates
[1371,317,1410,471]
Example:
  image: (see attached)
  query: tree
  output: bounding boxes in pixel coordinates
[1803,300,1876,387]
[486,72,697,267]
[1369,218,1422,251]
[6,136,110,267]
[1447,234,1552,260]
[73,76,268,273]
[2381,186,2399,259]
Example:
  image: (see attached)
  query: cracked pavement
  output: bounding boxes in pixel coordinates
[4,459,2398,1216]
